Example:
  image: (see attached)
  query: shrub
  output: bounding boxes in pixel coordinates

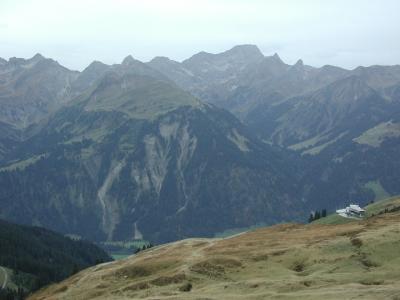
[179,282,192,292]
[350,237,363,248]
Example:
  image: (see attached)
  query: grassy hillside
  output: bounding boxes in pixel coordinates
[310,213,357,225]
[365,196,400,215]
[30,196,400,300]
[313,195,400,225]
[81,73,201,120]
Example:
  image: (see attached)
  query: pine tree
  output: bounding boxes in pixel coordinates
[308,213,314,223]
[322,209,327,218]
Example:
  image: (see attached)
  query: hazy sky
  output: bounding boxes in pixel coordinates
[0,0,399,71]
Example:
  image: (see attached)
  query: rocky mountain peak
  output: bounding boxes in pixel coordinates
[288,59,305,75]
[72,60,110,92]
[294,59,304,67]
[226,44,264,59]
[121,55,136,65]
[84,60,109,72]
[183,45,264,68]
[31,53,45,61]
[263,52,286,67]
[272,52,283,63]
[147,56,182,71]
[8,57,25,65]
[5,54,47,67]
[149,56,172,64]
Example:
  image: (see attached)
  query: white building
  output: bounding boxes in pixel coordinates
[336,204,365,218]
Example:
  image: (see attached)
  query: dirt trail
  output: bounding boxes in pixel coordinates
[177,239,217,274]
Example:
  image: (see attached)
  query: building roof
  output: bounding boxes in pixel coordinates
[349,204,365,212]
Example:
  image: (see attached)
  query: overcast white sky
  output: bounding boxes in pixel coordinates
[0,0,399,71]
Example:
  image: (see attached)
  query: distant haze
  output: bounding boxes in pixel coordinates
[0,0,399,71]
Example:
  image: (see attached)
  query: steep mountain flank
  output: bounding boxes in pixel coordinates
[267,76,391,147]
[149,46,400,213]
[0,60,300,243]
[1,46,399,246]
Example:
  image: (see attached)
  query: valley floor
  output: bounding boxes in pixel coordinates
[30,198,400,300]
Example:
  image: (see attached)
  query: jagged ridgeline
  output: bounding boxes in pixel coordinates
[0,55,300,243]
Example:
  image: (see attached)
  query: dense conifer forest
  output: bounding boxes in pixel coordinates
[0,219,112,298]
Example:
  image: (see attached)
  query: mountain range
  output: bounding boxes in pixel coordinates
[0,45,399,244]
[148,44,400,216]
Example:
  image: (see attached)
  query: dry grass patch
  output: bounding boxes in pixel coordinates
[360,257,380,268]
[151,273,186,286]
[115,265,151,279]
[192,241,209,248]
[211,257,242,268]
[85,290,107,298]
[113,259,178,280]
[251,253,269,262]
[122,281,150,291]
[271,249,288,256]
[190,261,226,278]
[53,285,68,294]
[350,237,363,248]
[190,257,241,278]
[360,279,384,286]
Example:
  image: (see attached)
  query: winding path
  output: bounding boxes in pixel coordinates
[0,266,8,290]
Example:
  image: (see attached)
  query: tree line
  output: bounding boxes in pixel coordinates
[0,219,112,297]
[308,209,327,223]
